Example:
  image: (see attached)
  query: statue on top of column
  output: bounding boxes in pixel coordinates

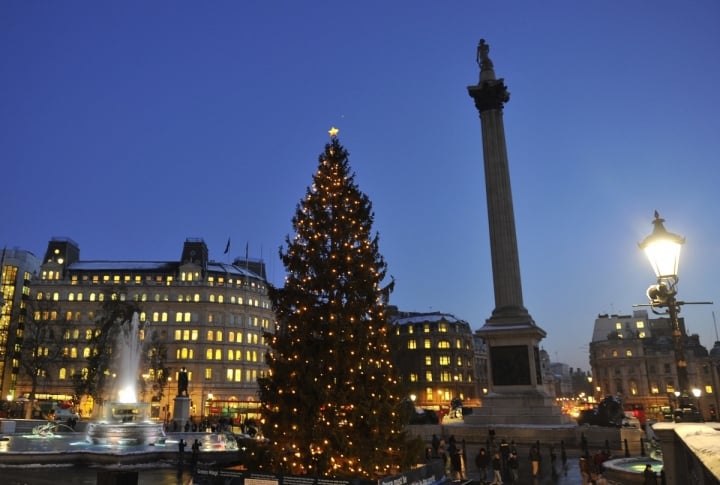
[476,38,497,82]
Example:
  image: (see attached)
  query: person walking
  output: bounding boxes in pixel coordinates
[475,447,491,484]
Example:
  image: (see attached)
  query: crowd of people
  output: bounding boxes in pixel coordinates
[429,431,579,484]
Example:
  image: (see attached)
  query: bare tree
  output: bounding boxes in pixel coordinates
[20,299,73,416]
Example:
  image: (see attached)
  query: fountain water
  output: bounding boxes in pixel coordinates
[85,312,165,446]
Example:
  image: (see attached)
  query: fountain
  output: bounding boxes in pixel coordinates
[84,312,165,446]
[0,312,244,475]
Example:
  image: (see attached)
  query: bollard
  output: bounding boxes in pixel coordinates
[624,438,630,457]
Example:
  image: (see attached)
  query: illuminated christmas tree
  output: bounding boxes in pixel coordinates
[259,129,421,479]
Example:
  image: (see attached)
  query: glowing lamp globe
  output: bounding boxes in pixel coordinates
[639,211,685,280]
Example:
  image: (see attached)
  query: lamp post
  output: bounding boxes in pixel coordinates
[639,212,690,412]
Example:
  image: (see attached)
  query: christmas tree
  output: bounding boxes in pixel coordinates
[259,130,421,479]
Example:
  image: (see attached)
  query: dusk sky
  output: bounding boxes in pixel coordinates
[3,1,719,371]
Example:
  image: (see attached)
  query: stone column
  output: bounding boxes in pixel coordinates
[465,39,569,425]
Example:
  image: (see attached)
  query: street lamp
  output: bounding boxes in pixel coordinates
[639,212,689,409]
[692,388,702,418]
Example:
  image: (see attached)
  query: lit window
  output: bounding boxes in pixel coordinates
[424,339,431,349]
[615,322,622,330]
[636,321,645,329]
[409,373,418,382]
[425,355,432,366]
[206,349,213,360]
[407,339,417,350]
[438,340,450,349]
[439,323,448,333]
[423,324,430,333]
[439,355,451,366]
[626,349,633,357]
[425,371,433,382]
[205,368,212,380]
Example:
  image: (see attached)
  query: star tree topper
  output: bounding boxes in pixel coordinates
[328,126,339,138]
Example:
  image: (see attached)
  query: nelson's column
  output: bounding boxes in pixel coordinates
[466,39,570,425]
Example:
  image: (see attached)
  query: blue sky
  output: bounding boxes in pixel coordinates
[3,1,719,371]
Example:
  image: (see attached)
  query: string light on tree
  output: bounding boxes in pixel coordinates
[258,130,422,478]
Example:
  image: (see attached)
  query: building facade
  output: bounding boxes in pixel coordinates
[0,248,41,401]
[589,310,718,421]
[16,237,275,424]
[390,311,478,410]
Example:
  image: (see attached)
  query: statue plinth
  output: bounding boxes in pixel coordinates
[173,396,191,429]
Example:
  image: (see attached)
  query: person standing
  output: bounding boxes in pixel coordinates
[643,464,658,485]
[447,435,460,479]
[491,452,503,485]
[475,447,491,484]
[529,445,541,478]
[506,451,519,483]
[191,439,201,466]
[178,439,186,466]
[432,434,440,458]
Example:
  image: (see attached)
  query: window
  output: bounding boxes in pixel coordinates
[424,339,431,349]
[407,339,417,350]
[625,349,633,357]
[437,340,450,349]
[425,355,432,366]
[439,355,451,366]
[409,373,418,382]
[615,322,622,330]
[636,321,645,329]
[205,368,212,380]
[425,371,433,382]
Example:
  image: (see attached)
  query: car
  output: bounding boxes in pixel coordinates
[409,407,439,425]
[52,407,80,422]
[575,396,624,427]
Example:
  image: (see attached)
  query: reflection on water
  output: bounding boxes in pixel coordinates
[2,466,193,485]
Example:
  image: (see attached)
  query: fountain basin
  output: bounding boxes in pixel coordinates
[0,431,243,467]
[86,402,164,446]
[601,457,663,484]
